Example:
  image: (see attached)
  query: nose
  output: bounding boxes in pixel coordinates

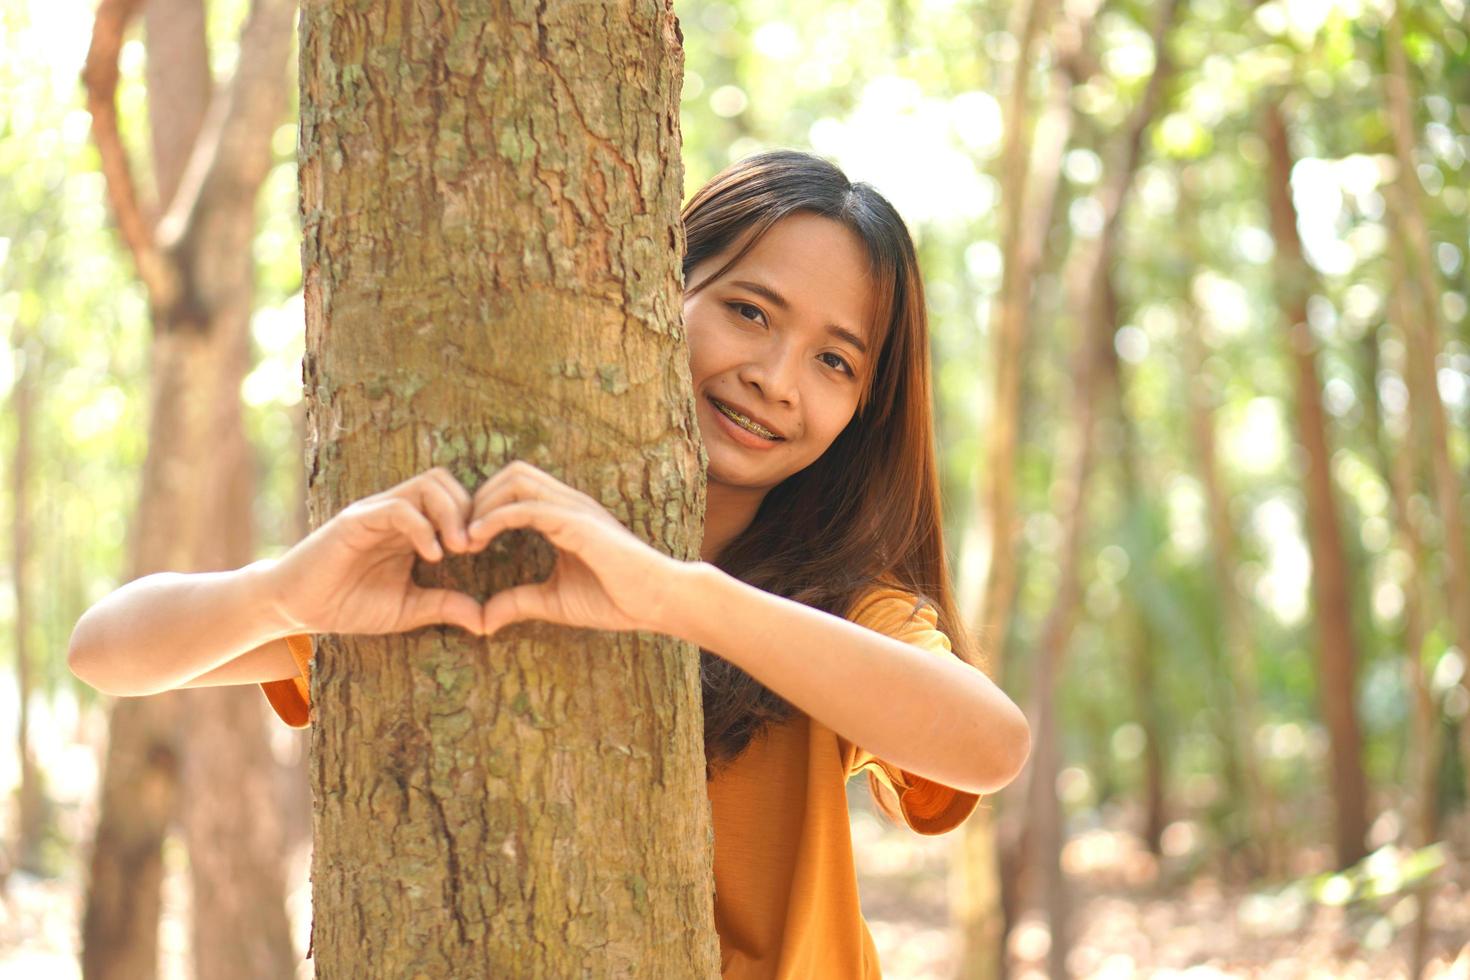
[739,337,801,407]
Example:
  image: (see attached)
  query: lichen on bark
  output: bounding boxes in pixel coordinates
[298,0,717,973]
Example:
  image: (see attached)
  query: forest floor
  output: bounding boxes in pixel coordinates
[851,791,1470,979]
[3,727,1468,978]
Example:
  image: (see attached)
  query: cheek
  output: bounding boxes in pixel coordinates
[812,399,860,445]
[682,307,725,378]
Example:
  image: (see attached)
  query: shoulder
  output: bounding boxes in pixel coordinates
[845,581,949,653]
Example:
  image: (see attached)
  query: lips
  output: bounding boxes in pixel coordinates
[708,396,787,441]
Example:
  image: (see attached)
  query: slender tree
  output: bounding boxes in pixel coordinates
[1111,323,1169,858]
[79,0,299,975]
[959,2,1100,974]
[298,0,718,971]
[1260,100,1370,869]
[9,322,48,875]
[1381,6,1470,786]
[1364,287,1441,979]
[1177,173,1279,875]
[1010,4,1182,973]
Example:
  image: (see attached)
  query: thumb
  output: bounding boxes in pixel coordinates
[401,587,484,635]
[481,581,558,637]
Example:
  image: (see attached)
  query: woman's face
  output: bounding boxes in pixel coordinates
[683,212,879,495]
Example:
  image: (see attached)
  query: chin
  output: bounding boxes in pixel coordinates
[708,452,809,493]
[703,446,774,486]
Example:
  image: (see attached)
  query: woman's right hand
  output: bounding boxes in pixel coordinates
[262,467,485,637]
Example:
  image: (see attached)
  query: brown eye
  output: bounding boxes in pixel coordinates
[727,301,766,325]
[819,351,855,376]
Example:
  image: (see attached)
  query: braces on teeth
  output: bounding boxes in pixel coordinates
[714,400,779,439]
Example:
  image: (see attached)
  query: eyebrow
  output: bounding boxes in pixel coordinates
[727,279,870,356]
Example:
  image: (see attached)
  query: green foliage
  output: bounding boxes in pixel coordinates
[1,1,150,706]
[3,0,1467,876]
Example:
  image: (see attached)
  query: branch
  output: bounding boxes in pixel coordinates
[1097,0,1184,244]
[81,0,178,311]
[156,0,297,254]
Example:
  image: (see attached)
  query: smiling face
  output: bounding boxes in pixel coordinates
[683,211,880,498]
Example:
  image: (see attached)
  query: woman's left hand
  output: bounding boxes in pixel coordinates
[466,460,690,638]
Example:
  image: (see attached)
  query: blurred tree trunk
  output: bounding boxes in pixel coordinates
[1177,173,1278,875]
[1107,310,1168,857]
[1364,299,1441,980]
[959,1,1099,974]
[1382,6,1470,792]
[958,0,1055,970]
[1260,102,1370,870]
[79,0,299,976]
[298,0,717,972]
[165,0,300,972]
[1381,250,1446,849]
[275,399,314,854]
[9,326,49,875]
[1011,4,1181,974]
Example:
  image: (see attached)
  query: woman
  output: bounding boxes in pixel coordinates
[69,150,1031,977]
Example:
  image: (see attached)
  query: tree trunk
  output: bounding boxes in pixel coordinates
[276,399,315,854]
[1364,304,1441,980]
[1111,357,1167,857]
[1008,6,1181,974]
[298,1,718,972]
[10,328,49,875]
[1260,102,1370,870]
[1382,6,1470,795]
[163,0,302,972]
[1177,174,1278,875]
[958,0,1056,970]
[79,0,299,975]
[179,293,299,980]
[960,3,1098,974]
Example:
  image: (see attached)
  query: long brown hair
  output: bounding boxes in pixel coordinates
[683,150,984,773]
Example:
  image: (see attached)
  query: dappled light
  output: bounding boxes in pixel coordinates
[4,0,1469,974]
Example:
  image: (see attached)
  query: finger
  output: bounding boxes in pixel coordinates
[473,459,535,501]
[473,460,590,513]
[481,580,558,637]
[413,474,472,553]
[469,476,548,542]
[401,585,485,635]
[472,461,553,512]
[467,500,582,553]
[470,473,603,544]
[423,466,474,521]
[357,498,443,563]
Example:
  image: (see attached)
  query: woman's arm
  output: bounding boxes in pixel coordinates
[467,461,1032,796]
[68,467,487,698]
[67,560,301,697]
[660,562,1030,796]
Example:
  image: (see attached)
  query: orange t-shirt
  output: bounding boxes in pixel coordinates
[259,584,982,977]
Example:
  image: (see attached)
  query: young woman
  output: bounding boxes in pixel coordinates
[69,150,1030,977]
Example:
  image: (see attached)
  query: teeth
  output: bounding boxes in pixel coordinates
[713,399,779,440]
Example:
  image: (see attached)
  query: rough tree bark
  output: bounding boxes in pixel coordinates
[298,0,718,973]
[1261,101,1370,870]
[78,0,299,976]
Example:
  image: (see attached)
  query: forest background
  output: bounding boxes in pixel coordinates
[2,0,1469,976]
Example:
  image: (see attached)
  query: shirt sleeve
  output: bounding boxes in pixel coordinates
[259,633,314,729]
[838,586,984,836]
